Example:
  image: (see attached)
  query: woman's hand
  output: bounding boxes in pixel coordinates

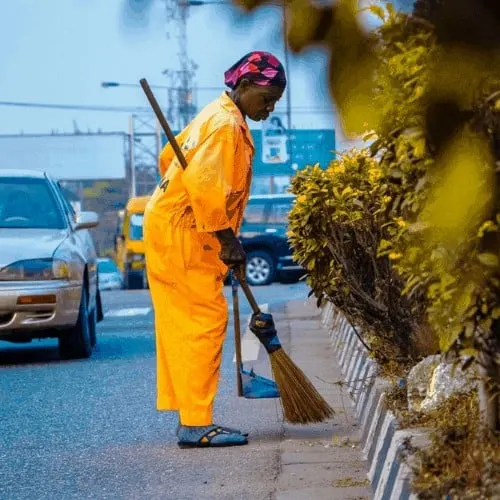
[214,228,247,267]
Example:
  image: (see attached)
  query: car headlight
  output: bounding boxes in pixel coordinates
[0,258,70,281]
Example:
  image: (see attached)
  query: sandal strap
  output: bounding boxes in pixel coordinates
[199,426,231,444]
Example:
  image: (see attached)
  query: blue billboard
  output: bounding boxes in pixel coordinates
[252,129,335,176]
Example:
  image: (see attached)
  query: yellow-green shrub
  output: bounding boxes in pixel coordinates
[289,150,427,370]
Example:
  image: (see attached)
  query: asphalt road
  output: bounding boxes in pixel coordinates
[0,281,309,500]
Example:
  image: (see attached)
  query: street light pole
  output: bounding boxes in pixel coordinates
[281,0,293,182]
[282,1,292,133]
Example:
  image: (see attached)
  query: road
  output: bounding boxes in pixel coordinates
[0,281,309,500]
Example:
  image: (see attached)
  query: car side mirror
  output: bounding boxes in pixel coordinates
[74,211,99,230]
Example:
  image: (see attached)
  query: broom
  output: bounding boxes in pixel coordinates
[139,78,335,424]
[234,268,334,424]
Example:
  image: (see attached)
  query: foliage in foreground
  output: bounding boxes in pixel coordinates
[288,2,500,397]
[285,2,500,496]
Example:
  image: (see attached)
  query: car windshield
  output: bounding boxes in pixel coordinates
[129,213,144,241]
[0,177,65,229]
[98,260,118,273]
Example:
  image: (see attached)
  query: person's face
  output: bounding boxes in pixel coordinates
[238,80,284,122]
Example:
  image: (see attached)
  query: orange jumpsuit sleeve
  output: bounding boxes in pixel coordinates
[181,123,238,233]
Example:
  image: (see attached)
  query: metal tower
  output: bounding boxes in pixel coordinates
[162,0,198,130]
[128,114,163,197]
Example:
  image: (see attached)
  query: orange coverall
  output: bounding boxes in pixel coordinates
[143,92,255,426]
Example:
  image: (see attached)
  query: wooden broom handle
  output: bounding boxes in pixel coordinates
[231,273,244,397]
[139,78,188,170]
[235,269,262,315]
[140,78,263,317]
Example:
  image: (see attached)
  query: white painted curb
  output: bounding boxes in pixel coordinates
[320,302,430,500]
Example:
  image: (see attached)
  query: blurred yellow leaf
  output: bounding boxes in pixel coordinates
[328,0,381,137]
[478,253,499,267]
[420,128,494,249]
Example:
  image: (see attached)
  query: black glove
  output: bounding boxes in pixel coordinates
[214,228,246,267]
[249,312,282,354]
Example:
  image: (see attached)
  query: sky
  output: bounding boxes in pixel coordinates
[0,0,396,150]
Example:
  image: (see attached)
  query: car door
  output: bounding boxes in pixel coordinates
[54,181,98,307]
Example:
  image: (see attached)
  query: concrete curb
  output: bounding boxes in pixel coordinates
[320,302,429,500]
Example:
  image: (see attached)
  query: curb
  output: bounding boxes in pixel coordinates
[320,302,430,500]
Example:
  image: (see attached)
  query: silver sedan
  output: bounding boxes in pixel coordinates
[0,169,103,359]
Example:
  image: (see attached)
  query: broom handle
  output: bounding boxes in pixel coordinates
[235,269,262,315]
[139,78,263,317]
[139,78,188,170]
[231,272,244,397]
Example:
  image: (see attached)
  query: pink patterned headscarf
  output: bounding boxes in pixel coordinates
[224,51,287,90]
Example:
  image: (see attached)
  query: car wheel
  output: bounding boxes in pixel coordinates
[246,250,276,286]
[59,286,92,360]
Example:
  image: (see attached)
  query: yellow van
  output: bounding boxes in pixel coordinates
[115,195,150,289]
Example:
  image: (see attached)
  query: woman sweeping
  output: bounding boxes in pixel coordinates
[143,51,286,449]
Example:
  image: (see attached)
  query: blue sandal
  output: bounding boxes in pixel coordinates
[177,425,248,449]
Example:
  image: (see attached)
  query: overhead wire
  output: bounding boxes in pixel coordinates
[0,100,333,114]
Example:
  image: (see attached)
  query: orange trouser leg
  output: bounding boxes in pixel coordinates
[147,274,179,411]
[144,213,228,426]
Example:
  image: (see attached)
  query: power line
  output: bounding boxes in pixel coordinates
[0,100,333,114]
[0,101,152,113]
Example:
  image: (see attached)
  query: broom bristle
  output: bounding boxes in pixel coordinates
[269,349,335,424]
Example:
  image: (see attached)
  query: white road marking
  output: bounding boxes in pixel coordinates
[233,304,268,363]
[106,307,152,317]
